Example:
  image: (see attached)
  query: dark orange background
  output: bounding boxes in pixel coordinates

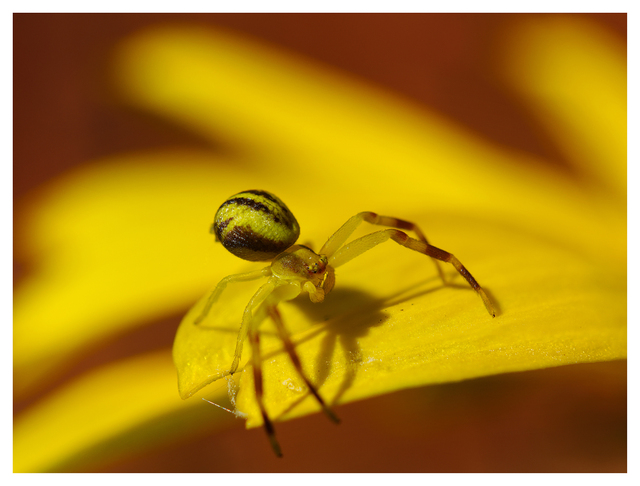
[13,13,626,472]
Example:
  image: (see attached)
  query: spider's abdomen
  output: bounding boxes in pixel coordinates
[213,190,300,261]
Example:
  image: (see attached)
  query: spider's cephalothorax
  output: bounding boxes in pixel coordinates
[194,189,496,457]
[271,245,335,303]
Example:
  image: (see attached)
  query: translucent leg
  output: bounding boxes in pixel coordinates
[194,266,271,325]
[226,278,277,377]
[329,229,496,317]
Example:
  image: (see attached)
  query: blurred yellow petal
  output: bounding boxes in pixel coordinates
[112,24,624,268]
[501,16,626,198]
[14,150,309,397]
[14,351,229,472]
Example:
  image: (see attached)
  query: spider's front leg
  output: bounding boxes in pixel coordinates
[245,277,341,457]
[249,301,341,458]
[224,277,280,377]
[248,320,282,457]
[320,212,446,283]
[267,305,340,424]
[328,228,496,317]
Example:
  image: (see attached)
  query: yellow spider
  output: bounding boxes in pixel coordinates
[194,189,496,456]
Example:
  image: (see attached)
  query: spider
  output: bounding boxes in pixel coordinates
[194,189,496,457]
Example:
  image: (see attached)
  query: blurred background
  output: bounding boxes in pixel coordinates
[13,13,626,472]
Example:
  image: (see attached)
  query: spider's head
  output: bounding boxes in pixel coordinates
[271,245,335,303]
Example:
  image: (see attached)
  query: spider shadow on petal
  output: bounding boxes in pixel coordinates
[274,273,453,418]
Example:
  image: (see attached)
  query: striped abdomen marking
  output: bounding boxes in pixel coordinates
[213,190,300,261]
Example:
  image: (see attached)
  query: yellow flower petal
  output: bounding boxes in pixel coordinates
[13,351,229,472]
[14,151,304,398]
[174,211,625,428]
[501,16,626,198]
[112,24,624,267]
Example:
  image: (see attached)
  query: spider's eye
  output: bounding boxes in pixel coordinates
[308,256,328,274]
[212,190,300,262]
